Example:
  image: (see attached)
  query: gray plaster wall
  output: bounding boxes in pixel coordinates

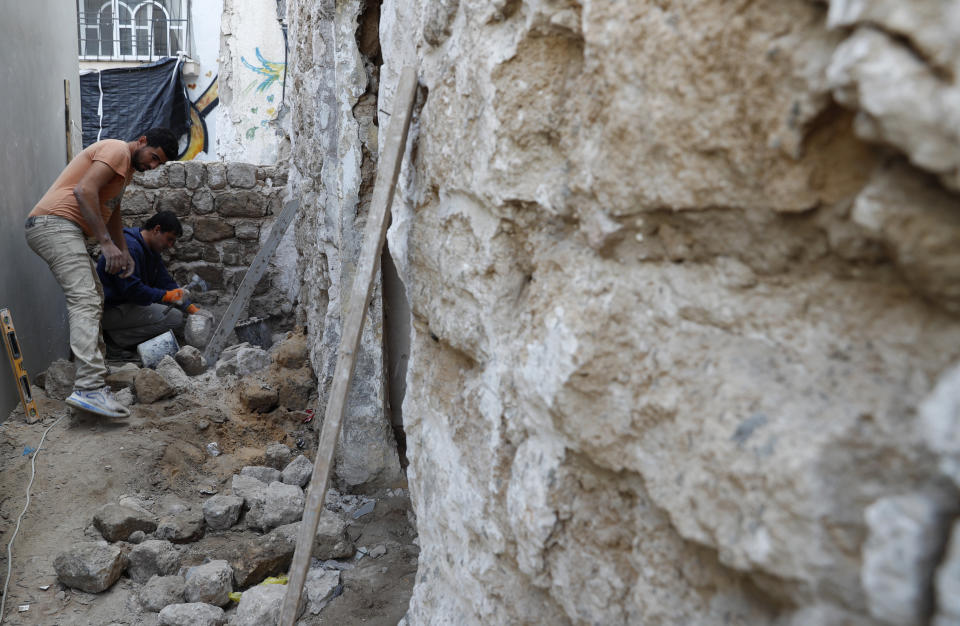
[0,3,81,417]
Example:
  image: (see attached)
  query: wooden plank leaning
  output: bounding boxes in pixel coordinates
[278,65,419,625]
[202,197,301,367]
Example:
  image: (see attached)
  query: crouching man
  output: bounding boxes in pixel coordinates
[96,210,203,355]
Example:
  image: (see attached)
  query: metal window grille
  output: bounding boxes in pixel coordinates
[78,0,189,61]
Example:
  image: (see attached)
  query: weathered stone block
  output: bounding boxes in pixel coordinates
[216,190,267,217]
[193,217,235,242]
[165,163,185,187]
[305,568,340,615]
[281,455,313,487]
[122,189,154,215]
[206,163,227,189]
[226,163,257,188]
[172,240,204,262]
[140,575,185,612]
[245,481,305,532]
[202,495,243,530]
[155,508,205,544]
[157,603,225,626]
[191,189,215,215]
[265,443,293,470]
[273,333,310,369]
[184,560,233,607]
[183,161,205,189]
[134,368,176,404]
[157,189,191,216]
[54,542,128,593]
[234,220,261,240]
[105,363,140,391]
[137,168,168,189]
[44,359,75,400]
[241,465,282,484]
[128,539,181,584]
[93,503,157,542]
[233,583,304,626]
[175,345,206,376]
[156,355,192,393]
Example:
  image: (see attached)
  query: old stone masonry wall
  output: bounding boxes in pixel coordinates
[123,161,298,331]
[365,1,960,625]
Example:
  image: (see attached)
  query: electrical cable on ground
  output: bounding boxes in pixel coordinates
[0,413,66,624]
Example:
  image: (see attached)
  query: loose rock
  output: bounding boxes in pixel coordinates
[134,368,176,403]
[128,540,181,584]
[239,381,279,413]
[245,482,305,532]
[157,602,226,626]
[202,495,243,531]
[93,503,157,542]
[233,582,304,626]
[175,345,206,376]
[281,455,313,487]
[265,443,293,469]
[184,560,233,607]
[140,575,186,612]
[54,542,128,593]
[241,465,282,484]
[43,359,76,400]
[155,508,205,544]
[305,568,340,614]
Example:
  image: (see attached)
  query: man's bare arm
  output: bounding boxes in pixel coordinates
[73,161,126,275]
[106,207,135,278]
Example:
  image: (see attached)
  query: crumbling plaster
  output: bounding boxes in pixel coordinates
[369,0,960,624]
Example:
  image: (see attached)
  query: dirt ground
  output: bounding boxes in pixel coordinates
[0,344,417,625]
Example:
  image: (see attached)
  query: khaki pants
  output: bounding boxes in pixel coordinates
[103,303,183,348]
[25,215,107,391]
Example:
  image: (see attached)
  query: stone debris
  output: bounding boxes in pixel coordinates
[352,500,375,519]
[202,495,243,530]
[184,560,233,607]
[134,368,176,404]
[241,465,282,484]
[54,542,128,593]
[231,474,267,502]
[276,367,315,410]
[369,544,387,559]
[934,520,960,626]
[155,508,206,544]
[115,387,135,407]
[228,523,299,587]
[272,332,310,369]
[233,583,304,626]
[862,491,958,626]
[175,345,206,376]
[140,575,186,612]
[105,363,140,390]
[128,530,146,544]
[281,455,313,487]
[156,355,193,393]
[245,481,305,532]
[215,343,270,378]
[92,503,157,542]
[42,359,75,400]
[157,602,226,626]
[921,363,960,488]
[265,443,293,469]
[304,568,340,614]
[206,442,221,457]
[312,511,354,560]
[127,539,181,584]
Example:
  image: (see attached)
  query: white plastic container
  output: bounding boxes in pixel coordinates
[137,330,180,368]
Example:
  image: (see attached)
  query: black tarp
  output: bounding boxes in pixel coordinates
[80,57,189,155]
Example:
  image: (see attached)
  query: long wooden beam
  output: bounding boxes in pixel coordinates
[278,65,419,625]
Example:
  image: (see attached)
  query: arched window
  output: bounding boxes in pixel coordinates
[78,0,189,61]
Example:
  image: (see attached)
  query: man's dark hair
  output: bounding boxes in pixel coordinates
[143,127,179,162]
[143,210,183,237]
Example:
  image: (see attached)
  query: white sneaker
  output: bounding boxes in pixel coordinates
[65,387,131,418]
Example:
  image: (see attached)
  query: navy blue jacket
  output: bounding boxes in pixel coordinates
[97,227,178,306]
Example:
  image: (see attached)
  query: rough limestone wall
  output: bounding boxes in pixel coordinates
[285,0,404,492]
[374,1,960,624]
[119,162,295,331]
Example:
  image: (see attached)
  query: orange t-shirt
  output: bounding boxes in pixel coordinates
[31,139,133,237]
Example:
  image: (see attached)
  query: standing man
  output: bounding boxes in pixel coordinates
[25,128,178,418]
[97,210,201,354]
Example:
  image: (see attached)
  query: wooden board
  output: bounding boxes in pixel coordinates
[279,65,419,626]
[201,198,300,366]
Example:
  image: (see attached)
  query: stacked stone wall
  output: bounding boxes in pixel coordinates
[121,161,295,332]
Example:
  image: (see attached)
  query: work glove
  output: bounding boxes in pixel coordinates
[162,288,190,306]
[186,304,200,315]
